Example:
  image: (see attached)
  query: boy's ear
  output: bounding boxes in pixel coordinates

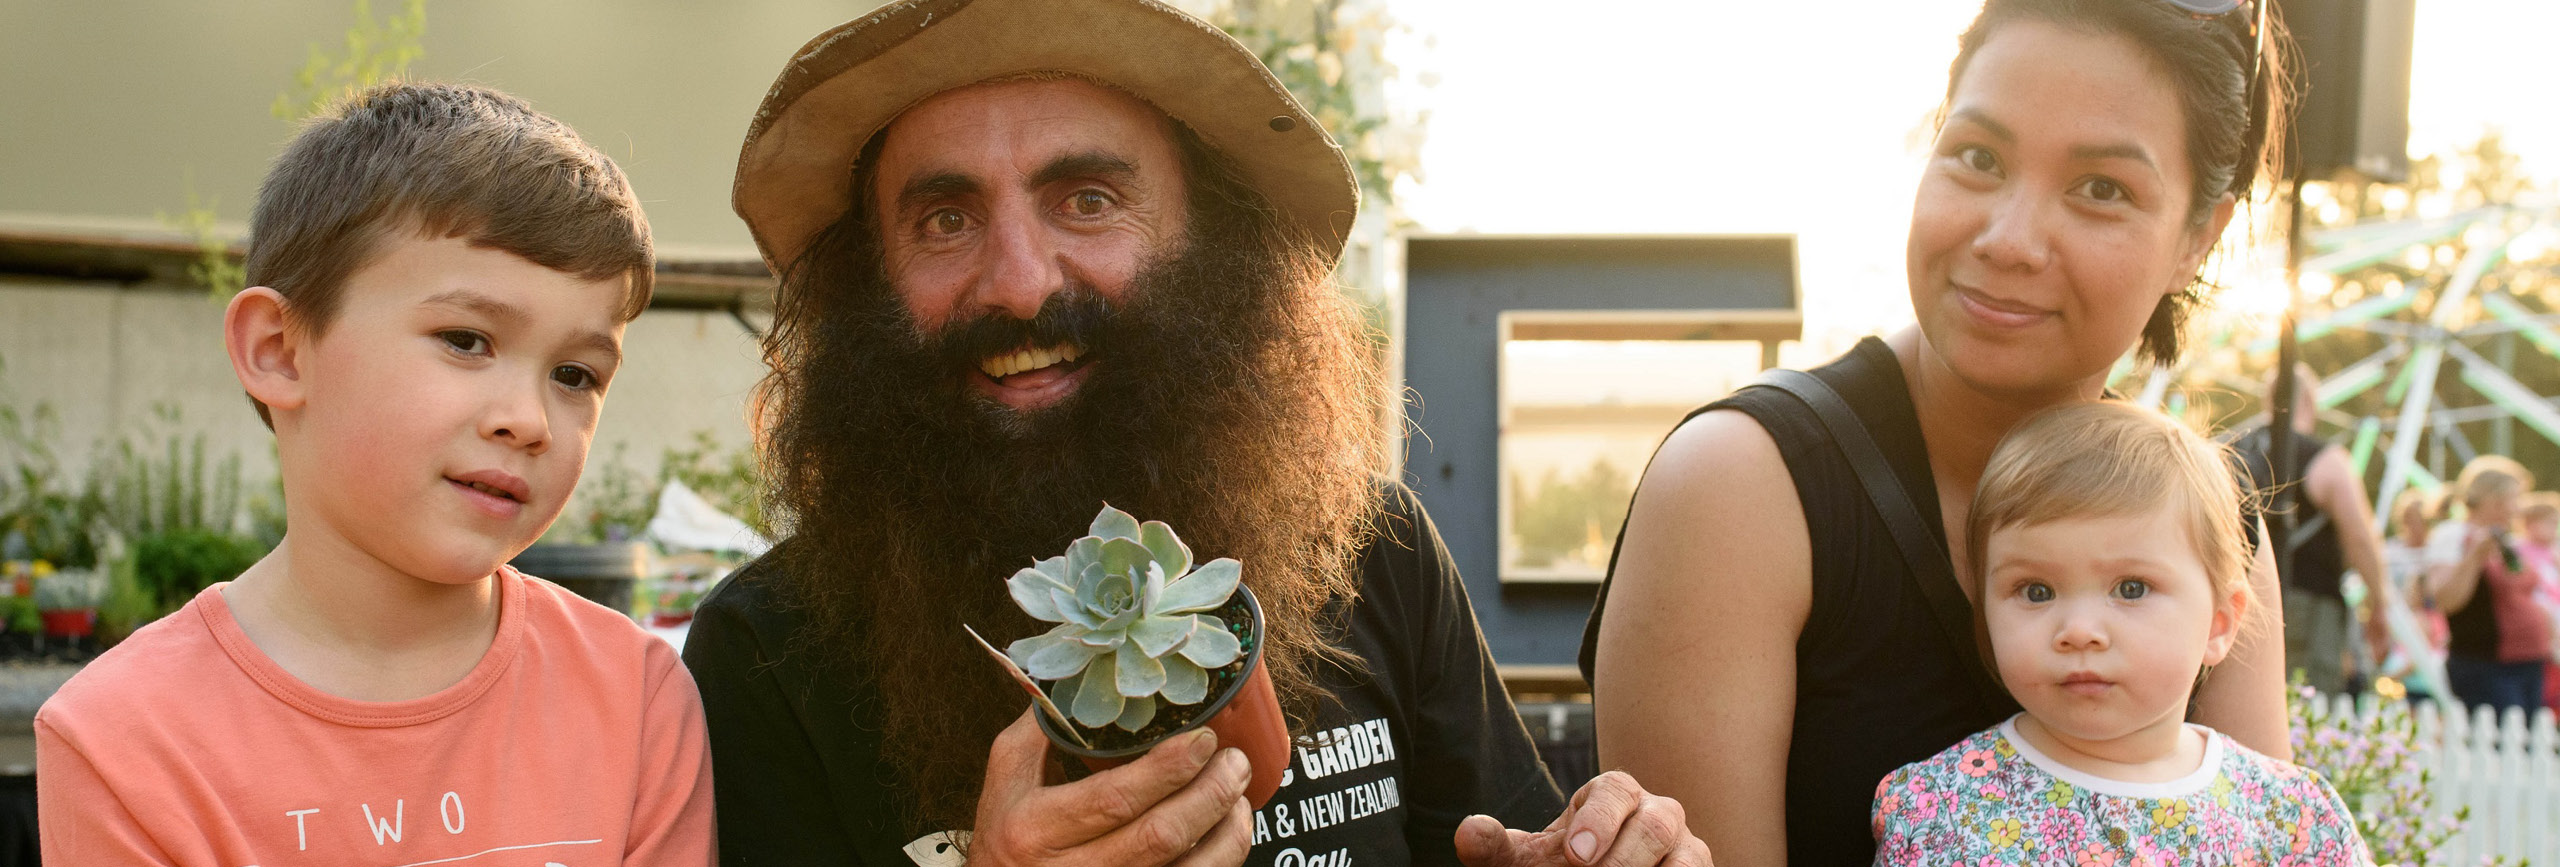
[226,287,307,415]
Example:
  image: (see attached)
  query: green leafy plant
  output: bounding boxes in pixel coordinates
[1005,505,1244,732]
[130,529,263,613]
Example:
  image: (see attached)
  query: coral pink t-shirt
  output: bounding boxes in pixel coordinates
[35,566,714,866]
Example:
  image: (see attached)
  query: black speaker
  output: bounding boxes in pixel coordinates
[2275,0,2416,182]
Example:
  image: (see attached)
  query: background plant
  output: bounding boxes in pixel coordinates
[2287,684,2518,866]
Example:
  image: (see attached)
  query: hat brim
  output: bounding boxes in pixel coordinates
[734,0,1360,274]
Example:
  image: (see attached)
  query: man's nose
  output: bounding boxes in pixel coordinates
[972,209,1066,322]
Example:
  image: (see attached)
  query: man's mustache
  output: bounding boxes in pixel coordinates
[930,286,1119,370]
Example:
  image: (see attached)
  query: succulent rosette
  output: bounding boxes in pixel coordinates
[1004,505,1245,732]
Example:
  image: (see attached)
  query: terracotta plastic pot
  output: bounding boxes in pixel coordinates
[41,608,94,638]
[1036,584,1290,809]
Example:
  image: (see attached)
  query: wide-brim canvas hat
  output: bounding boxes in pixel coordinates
[734,0,1361,274]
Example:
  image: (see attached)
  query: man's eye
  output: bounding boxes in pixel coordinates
[1068,190,1112,216]
[2115,579,2149,600]
[2022,583,2053,603]
[438,330,490,355]
[552,364,597,391]
[927,210,970,236]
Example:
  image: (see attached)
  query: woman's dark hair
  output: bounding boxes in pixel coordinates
[1945,0,2295,365]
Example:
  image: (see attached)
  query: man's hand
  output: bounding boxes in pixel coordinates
[1451,771,1712,867]
[967,709,1254,867]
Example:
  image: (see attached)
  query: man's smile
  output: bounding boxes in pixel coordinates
[972,342,1096,410]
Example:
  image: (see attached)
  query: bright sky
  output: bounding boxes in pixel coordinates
[1384,0,2560,362]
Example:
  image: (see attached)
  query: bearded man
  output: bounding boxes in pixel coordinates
[683,1,1710,865]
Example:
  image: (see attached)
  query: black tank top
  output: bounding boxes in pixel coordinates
[1581,337,2019,867]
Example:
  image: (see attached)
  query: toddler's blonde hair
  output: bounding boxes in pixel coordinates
[1968,401,2251,618]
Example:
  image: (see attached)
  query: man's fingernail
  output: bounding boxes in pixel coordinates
[1191,729,1218,760]
[1570,830,1598,861]
[1219,748,1250,782]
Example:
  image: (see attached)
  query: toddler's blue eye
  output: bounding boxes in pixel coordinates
[2022,583,2053,603]
[2115,579,2149,600]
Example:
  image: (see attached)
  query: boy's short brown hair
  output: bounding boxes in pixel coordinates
[244,81,654,424]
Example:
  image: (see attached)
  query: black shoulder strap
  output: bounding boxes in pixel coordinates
[1747,369,2007,709]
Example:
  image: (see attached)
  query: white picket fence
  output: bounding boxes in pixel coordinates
[2308,692,2560,864]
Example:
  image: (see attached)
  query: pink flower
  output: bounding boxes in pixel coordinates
[1959,748,1999,777]
[2074,842,2120,867]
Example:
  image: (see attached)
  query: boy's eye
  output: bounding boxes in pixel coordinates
[551,364,598,391]
[2022,583,2053,603]
[2115,579,2149,600]
[438,330,491,355]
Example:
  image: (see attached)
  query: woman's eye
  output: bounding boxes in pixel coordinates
[2079,177,2130,204]
[2115,579,2149,600]
[1958,145,2000,175]
[438,330,490,355]
[926,210,970,236]
[551,364,597,391]
[1067,190,1112,216]
[2022,583,2053,603]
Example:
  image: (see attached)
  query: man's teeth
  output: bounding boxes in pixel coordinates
[978,345,1085,379]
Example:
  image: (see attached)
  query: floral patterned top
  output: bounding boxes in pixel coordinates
[1871,716,2372,866]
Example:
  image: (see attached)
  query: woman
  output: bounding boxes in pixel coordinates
[1583,1,2293,863]
[2424,456,2552,713]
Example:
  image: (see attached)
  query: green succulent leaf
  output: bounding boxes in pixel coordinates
[1115,642,1167,697]
[1049,668,1080,710]
[1032,555,1070,583]
[1099,538,1156,583]
[1139,521,1192,580]
[1157,558,1241,615]
[1177,616,1242,669]
[1050,586,1090,628]
[1089,504,1141,541]
[1011,629,1108,680]
[1008,566,1070,622]
[1071,653,1125,727]
[1160,657,1210,705]
[1113,693,1156,732]
[1127,610,1195,657]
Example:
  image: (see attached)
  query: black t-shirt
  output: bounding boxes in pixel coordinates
[682,483,1564,866]
[2228,424,2346,600]
[1581,337,2021,867]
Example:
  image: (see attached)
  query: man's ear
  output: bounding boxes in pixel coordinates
[226,287,307,415]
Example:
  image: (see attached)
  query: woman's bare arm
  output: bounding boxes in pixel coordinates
[2191,523,2291,758]
[1594,409,1810,867]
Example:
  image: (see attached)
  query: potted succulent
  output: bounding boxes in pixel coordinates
[988,505,1289,808]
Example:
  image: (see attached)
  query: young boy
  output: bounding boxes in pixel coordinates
[37,83,713,865]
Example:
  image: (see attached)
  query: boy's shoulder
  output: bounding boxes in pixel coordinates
[506,567,689,683]
[38,587,231,732]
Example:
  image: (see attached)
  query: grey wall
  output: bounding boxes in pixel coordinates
[1400,235,1798,667]
[0,277,769,534]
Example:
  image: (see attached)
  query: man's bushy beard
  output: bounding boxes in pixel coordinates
[756,195,1383,833]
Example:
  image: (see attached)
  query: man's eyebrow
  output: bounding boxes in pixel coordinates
[897,172,982,214]
[1028,152,1140,190]
[1945,108,2013,142]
